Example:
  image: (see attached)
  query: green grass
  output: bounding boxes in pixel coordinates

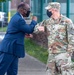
[11,10,16,17]
[0,26,7,32]
[25,38,48,64]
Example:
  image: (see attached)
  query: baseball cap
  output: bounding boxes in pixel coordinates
[45,2,60,10]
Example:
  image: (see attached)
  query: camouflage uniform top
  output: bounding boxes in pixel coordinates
[34,15,74,54]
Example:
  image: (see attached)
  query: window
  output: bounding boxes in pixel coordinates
[70,0,74,22]
[71,0,74,3]
[43,0,52,3]
[56,0,67,3]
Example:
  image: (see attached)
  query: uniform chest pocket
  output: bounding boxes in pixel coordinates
[51,24,66,40]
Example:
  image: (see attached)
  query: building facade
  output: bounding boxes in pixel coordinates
[11,0,30,10]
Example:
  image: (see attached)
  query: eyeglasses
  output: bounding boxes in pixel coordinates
[23,8,30,11]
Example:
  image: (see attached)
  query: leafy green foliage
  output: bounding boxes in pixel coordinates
[0,0,6,2]
[0,0,11,2]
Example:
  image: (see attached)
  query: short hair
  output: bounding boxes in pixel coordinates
[17,2,27,9]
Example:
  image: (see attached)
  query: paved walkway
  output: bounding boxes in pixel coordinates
[18,54,47,75]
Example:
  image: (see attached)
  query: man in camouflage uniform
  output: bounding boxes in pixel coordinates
[34,2,74,75]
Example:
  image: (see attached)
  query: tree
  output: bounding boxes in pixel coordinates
[0,0,11,2]
[0,0,6,2]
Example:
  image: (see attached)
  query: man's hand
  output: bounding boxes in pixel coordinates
[25,34,33,38]
[32,16,37,22]
[38,26,44,32]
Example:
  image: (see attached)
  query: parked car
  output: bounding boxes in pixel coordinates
[0,11,8,27]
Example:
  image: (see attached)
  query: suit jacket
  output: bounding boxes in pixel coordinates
[0,12,37,58]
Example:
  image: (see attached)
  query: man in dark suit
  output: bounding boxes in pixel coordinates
[0,2,37,75]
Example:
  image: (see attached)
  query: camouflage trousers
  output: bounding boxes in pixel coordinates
[46,52,74,75]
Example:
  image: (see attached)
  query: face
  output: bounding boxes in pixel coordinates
[22,4,30,17]
[47,9,52,18]
[47,8,58,18]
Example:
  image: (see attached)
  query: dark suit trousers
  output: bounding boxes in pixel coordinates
[0,52,18,75]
